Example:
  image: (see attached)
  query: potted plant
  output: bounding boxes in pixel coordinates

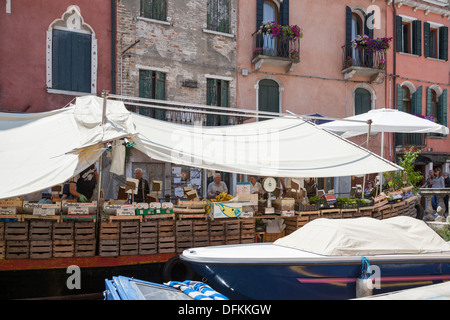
[378,59,386,69]
[344,56,355,68]
[258,21,303,42]
[253,47,263,58]
[289,48,299,60]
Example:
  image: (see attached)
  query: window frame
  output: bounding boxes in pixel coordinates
[206,0,231,34]
[140,0,167,22]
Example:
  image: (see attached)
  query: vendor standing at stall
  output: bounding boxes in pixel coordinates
[249,176,263,195]
[207,173,228,199]
[133,168,150,203]
[68,164,99,202]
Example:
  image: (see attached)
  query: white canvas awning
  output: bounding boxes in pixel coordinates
[0,96,402,200]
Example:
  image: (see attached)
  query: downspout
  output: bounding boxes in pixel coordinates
[392,0,397,160]
[111,0,117,94]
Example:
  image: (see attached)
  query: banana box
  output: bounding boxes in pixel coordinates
[208,202,243,219]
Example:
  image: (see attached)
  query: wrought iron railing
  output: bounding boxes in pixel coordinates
[252,31,300,61]
[342,44,386,70]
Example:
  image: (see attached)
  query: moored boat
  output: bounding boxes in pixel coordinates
[181,216,450,300]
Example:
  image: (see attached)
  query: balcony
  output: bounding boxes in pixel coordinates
[252,32,300,73]
[341,44,386,82]
[395,133,426,149]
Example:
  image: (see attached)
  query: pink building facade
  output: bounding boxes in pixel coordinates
[0,1,114,113]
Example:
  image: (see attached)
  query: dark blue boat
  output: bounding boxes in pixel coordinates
[181,217,450,300]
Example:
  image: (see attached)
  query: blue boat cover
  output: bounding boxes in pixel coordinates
[165,280,228,300]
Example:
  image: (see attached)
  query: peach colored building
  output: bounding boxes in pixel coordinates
[236,0,392,194]
[386,0,450,175]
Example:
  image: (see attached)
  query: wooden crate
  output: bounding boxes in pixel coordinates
[224,219,240,236]
[99,222,120,240]
[29,221,53,241]
[176,220,193,238]
[240,219,255,235]
[139,237,157,255]
[158,220,175,237]
[225,234,240,245]
[193,219,209,237]
[209,220,225,237]
[359,207,374,217]
[139,220,158,238]
[53,221,74,240]
[120,221,140,239]
[193,236,209,247]
[6,240,29,259]
[285,215,309,234]
[158,236,175,253]
[53,240,74,258]
[341,209,357,219]
[99,239,119,257]
[29,240,52,259]
[209,235,225,246]
[240,233,255,244]
[120,238,139,256]
[74,222,96,240]
[0,240,4,259]
[264,230,285,242]
[75,239,96,257]
[321,209,341,219]
[5,221,28,241]
[0,222,4,240]
[176,236,193,253]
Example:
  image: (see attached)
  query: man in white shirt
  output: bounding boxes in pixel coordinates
[249,176,263,195]
[207,173,228,198]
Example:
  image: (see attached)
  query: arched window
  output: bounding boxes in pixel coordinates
[46,6,97,94]
[262,1,278,56]
[402,86,412,114]
[258,79,280,120]
[354,88,371,115]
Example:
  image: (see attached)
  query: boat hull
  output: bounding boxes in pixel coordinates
[181,244,450,300]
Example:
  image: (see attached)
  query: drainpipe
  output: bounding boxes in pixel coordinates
[120,40,140,95]
[111,0,116,94]
[392,0,397,107]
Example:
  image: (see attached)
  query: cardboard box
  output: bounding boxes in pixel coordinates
[209,202,243,219]
[236,182,251,194]
[272,198,295,211]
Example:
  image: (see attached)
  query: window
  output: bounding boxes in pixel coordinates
[140,0,167,21]
[139,70,166,120]
[396,16,421,55]
[207,0,230,33]
[258,79,280,121]
[424,23,448,60]
[354,88,371,115]
[47,6,97,94]
[206,78,229,126]
[427,87,446,129]
[345,7,374,64]
[402,86,412,114]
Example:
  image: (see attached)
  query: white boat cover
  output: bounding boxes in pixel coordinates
[274,216,450,256]
[0,95,402,199]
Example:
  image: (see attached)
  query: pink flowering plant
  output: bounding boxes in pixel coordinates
[257,21,303,41]
[289,48,299,59]
[415,114,438,123]
[352,35,392,53]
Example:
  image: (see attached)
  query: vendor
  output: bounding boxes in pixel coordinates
[68,164,98,202]
[249,176,263,195]
[304,178,317,198]
[134,168,150,203]
[364,181,376,198]
[207,173,228,199]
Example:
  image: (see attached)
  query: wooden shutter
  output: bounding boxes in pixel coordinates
[139,70,154,118]
[397,85,403,111]
[256,0,264,31]
[345,6,352,58]
[206,79,218,126]
[354,89,371,115]
[141,0,152,18]
[412,20,422,56]
[426,87,432,116]
[279,0,289,26]
[439,26,448,61]
[424,22,431,58]
[71,32,92,93]
[396,16,403,52]
[258,79,279,121]
[153,0,167,21]
[154,72,166,120]
[364,11,374,39]
[218,0,230,33]
[438,89,447,127]
[52,29,72,91]
[411,86,423,115]
[220,80,229,125]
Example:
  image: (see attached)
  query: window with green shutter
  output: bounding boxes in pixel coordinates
[207,0,230,33]
[139,70,166,120]
[426,87,447,137]
[140,0,167,21]
[396,17,421,55]
[354,88,371,115]
[424,23,448,60]
[206,78,229,126]
[52,29,92,93]
[258,79,279,121]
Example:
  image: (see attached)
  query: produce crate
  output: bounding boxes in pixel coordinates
[74,222,96,240]
[285,215,309,234]
[209,235,225,246]
[139,221,157,238]
[6,240,29,259]
[176,220,193,238]
[209,220,225,237]
[321,208,341,219]
[264,230,285,242]
[340,209,357,219]
[224,219,240,236]
[359,206,374,217]
[75,239,96,257]
[0,240,4,259]
[99,222,120,240]
[99,239,119,257]
[240,219,255,235]
[158,236,175,253]
[53,240,74,258]
[29,240,52,259]
[120,221,140,239]
[5,221,29,241]
[193,236,209,247]
[225,234,240,245]
[120,238,139,256]
[0,222,4,240]
[240,233,255,244]
[158,220,175,237]
[139,237,157,255]
[176,236,193,253]
[193,219,209,237]
[29,221,53,241]
[53,221,74,240]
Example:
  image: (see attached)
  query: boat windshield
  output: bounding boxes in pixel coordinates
[132,281,193,300]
